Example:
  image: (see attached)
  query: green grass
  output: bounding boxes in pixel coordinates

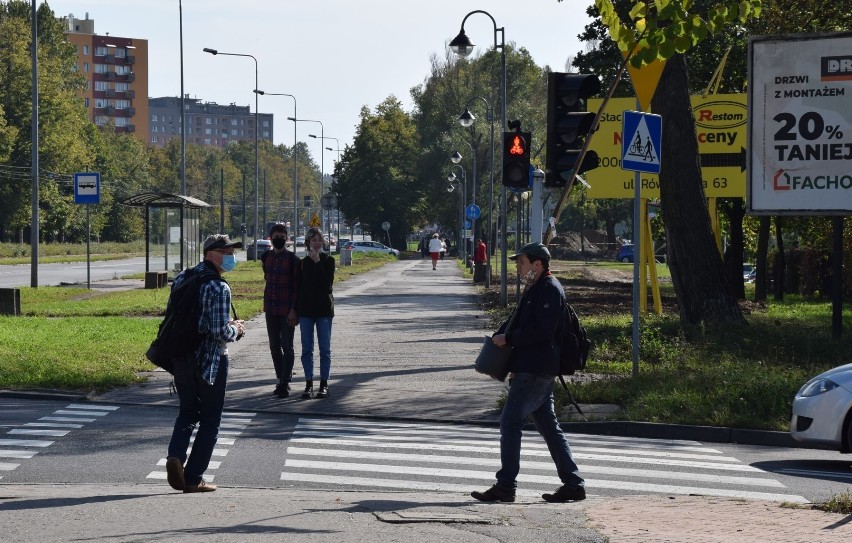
[0,250,396,392]
[554,296,852,430]
[0,241,146,265]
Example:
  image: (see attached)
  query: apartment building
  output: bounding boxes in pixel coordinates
[149,96,274,148]
[64,13,148,140]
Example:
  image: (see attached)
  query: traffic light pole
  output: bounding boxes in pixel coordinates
[545,51,632,245]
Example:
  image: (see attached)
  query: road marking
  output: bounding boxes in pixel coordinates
[24,423,84,429]
[0,439,53,447]
[281,417,805,502]
[777,468,852,481]
[53,410,109,417]
[0,462,20,470]
[0,450,37,459]
[66,404,120,411]
[39,416,96,423]
[9,429,70,437]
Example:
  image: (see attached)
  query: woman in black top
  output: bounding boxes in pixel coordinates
[296,228,335,398]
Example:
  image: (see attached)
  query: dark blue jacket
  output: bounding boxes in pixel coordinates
[497,272,564,376]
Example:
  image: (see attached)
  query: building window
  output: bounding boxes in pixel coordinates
[152,114,158,121]
[263,131,270,138]
[95,99,107,108]
[115,65,129,75]
[204,138,211,145]
[115,118,128,127]
[95,46,108,57]
[115,100,130,109]
[151,136,157,143]
[115,82,128,92]
[84,98,90,108]
[83,45,89,55]
[94,81,110,91]
[231,119,238,126]
[83,62,89,72]
[94,64,106,74]
[263,120,269,127]
[206,118,212,125]
[205,128,212,135]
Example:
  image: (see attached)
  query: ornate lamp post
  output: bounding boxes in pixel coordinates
[449,10,508,305]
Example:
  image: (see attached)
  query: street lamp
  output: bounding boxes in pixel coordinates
[448,165,468,264]
[254,90,298,238]
[203,46,260,259]
[309,133,339,235]
[449,10,508,306]
[325,146,343,163]
[288,117,323,232]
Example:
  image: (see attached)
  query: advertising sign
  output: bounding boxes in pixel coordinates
[585,95,747,199]
[748,32,852,215]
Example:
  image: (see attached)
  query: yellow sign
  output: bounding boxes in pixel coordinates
[585,94,747,199]
[624,52,666,112]
[309,213,321,227]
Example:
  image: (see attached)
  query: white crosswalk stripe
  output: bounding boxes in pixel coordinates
[281,417,808,503]
[146,411,256,484]
[0,403,120,480]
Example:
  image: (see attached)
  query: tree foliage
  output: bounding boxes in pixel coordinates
[333,97,421,249]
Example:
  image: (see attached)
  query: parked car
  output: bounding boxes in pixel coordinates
[295,236,305,247]
[790,363,852,452]
[348,240,399,258]
[616,244,634,263]
[246,239,272,260]
[743,264,754,280]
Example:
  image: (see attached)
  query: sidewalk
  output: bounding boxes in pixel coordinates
[6,258,849,541]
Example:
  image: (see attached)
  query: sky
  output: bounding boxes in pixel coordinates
[45,0,593,174]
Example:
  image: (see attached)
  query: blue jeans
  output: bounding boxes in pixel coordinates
[496,372,584,490]
[299,317,333,381]
[266,314,296,381]
[168,355,228,486]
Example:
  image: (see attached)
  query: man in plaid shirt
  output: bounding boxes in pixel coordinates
[165,234,245,494]
[261,223,301,397]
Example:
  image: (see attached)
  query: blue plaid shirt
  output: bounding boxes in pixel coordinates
[173,261,238,384]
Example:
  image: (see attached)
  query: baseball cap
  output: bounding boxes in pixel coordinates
[509,242,551,261]
[203,234,243,252]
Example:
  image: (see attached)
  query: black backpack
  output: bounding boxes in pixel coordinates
[555,301,591,417]
[558,303,591,376]
[145,266,220,374]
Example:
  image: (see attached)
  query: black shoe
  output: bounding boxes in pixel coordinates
[316,381,328,399]
[165,457,185,491]
[542,485,586,502]
[471,484,515,503]
[301,381,314,399]
[273,382,290,397]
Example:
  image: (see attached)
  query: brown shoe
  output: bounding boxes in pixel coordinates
[183,479,217,493]
[165,457,185,491]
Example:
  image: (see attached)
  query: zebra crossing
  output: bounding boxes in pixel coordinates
[280,417,809,502]
[146,411,257,483]
[0,403,120,481]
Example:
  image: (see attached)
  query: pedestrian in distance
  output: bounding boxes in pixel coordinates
[440,237,447,260]
[261,223,301,398]
[428,233,443,270]
[471,242,586,504]
[297,228,336,399]
[166,234,246,494]
[473,238,487,283]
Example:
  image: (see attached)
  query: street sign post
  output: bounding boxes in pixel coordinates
[74,172,100,289]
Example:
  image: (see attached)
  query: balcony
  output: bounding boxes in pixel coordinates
[103,71,116,81]
[104,54,115,64]
[127,107,136,116]
[126,55,135,65]
[125,73,136,82]
[125,89,136,99]
[104,89,115,98]
[105,106,116,115]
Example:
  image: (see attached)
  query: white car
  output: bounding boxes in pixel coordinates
[348,240,399,258]
[790,363,852,452]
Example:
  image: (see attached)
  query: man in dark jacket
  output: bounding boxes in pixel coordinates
[471,242,586,504]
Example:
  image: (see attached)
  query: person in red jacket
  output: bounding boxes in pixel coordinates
[473,238,487,283]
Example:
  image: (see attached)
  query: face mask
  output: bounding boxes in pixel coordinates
[271,238,286,250]
[221,254,237,272]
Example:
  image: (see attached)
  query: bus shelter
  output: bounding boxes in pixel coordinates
[121,192,210,278]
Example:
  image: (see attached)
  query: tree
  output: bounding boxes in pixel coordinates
[586,0,763,325]
[333,97,422,249]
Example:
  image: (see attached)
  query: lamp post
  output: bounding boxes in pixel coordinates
[288,118,323,231]
[203,47,260,258]
[309,133,338,234]
[449,10,508,306]
[254,90,298,237]
[325,146,342,163]
[30,0,38,287]
[448,165,467,264]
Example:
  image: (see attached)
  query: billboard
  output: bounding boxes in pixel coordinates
[748,32,852,215]
[585,94,747,199]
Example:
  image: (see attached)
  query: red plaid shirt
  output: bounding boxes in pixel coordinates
[262,249,301,316]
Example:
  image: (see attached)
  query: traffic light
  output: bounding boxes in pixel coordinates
[545,72,601,187]
[502,130,531,188]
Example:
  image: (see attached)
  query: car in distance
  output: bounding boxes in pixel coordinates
[616,244,634,263]
[349,240,399,258]
[295,236,305,247]
[246,239,272,260]
[790,363,852,452]
[743,264,754,280]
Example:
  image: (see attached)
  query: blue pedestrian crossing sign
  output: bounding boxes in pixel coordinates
[621,111,662,174]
